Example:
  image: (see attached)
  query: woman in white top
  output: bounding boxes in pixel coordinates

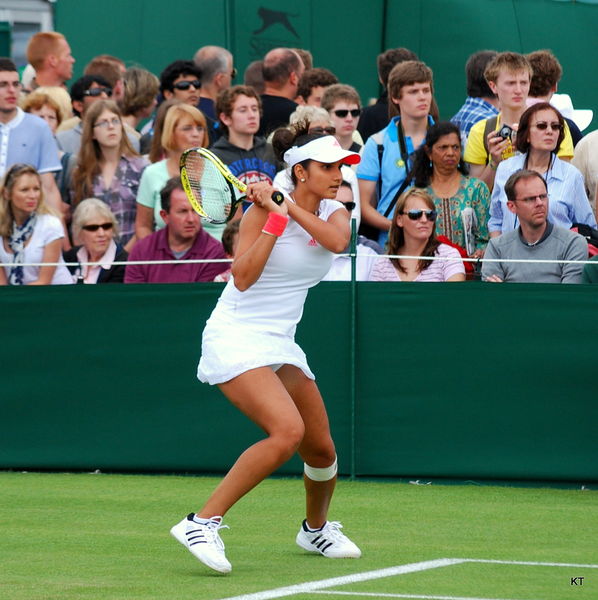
[370,188,465,282]
[0,164,72,285]
[170,125,362,574]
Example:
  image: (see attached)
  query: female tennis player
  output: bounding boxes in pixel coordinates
[170,123,362,573]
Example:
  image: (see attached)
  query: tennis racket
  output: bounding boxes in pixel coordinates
[180,147,284,223]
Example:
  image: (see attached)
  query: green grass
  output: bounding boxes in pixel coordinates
[0,472,596,600]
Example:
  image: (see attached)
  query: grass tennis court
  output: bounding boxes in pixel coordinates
[1,472,596,600]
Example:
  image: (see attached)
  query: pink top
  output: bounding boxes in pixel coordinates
[369,243,465,282]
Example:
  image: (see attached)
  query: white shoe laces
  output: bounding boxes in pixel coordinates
[196,518,229,551]
[322,521,348,542]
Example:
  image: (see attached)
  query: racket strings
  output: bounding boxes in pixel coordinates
[184,153,233,223]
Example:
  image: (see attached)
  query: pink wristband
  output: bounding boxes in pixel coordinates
[262,212,289,237]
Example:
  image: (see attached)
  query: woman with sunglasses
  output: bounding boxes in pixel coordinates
[489,103,596,235]
[63,198,127,283]
[170,124,362,574]
[0,164,73,285]
[71,100,148,252]
[135,103,209,240]
[411,121,489,259]
[370,188,465,282]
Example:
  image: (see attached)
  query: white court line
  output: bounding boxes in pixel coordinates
[216,557,598,600]
[216,558,464,600]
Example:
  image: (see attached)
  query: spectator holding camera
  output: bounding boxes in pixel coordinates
[464,52,574,192]
[489,103,595,236]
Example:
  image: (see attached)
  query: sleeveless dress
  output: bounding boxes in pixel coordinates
[197,199,342,385]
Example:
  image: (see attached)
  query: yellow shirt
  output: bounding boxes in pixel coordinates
[464,114,574,165]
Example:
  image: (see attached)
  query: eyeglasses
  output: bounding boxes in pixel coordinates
[514,193,549,204]
[172,79,201,91]
[82,222,113,232]
[309,126,336,135]
[532,121,561,131]
[230,67,238,79]
[400,209,437,221]
[83,87,113,98]
[333,109,361,118]
[340,201,356,212]
[93,117,121,129]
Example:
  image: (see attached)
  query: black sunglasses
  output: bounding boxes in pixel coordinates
[340,201,356,212]
[83,87,112,98]
[172,79,201,91]
[533,121,562,131]
[400,209,437,221]
[82,222,113,232]
[333,109,361,118]
[309,126,336,136]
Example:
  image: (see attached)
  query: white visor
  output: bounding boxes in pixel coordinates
[283,135,361,168]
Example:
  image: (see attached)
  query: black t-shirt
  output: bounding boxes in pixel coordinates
[357,94,389,143]
[259,95,298,137]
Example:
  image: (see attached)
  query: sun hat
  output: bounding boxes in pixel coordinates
[283,135,361,168]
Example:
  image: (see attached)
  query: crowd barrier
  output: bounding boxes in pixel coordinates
[1,280,596,483]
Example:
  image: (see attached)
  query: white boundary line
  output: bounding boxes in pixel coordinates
[216,557,598,600]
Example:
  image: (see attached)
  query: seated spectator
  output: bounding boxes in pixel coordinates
[0,164,72,285]
[322,181,383,281]
[84,54,126,103]
[582,255,598,283]
[321,83,363,152]
[71,100,148,251]
[489,103,596,236]
[411,121,489,258]
[159,60,202,107]
[571,129,598,215]
[20,88,65,136]
[135,103,207,240]
[63,198,127,283]
[125,177,228,283]
[295,68,338,106]
[144,98,181,163]
[214,220,240,282]
[482,169,587,283]
[243,60,264,95]
[120,67,159,135]
[369,188,465,282]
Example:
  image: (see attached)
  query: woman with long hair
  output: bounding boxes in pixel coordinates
[489,102,595,234]
[170,123,362,574]
[71,100,148,251]
[0,164,72,285]
[411,121,489,258]
[370,188,465,282]
[134,103,208,240]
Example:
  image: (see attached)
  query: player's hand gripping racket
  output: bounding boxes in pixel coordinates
[180,147,284,224]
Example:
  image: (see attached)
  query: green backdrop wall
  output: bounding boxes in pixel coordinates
[53,0,598,129]
[1,282,596,483]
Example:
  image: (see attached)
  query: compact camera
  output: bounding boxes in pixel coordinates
[496,124,513,141]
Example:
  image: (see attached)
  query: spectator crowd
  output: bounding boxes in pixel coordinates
[1,32,597,285]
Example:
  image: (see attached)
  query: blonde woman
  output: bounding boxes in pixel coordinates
[0,164,72,285]
[120,67,159,133]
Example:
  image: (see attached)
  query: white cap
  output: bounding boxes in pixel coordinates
[284,135,361,168]
[550,93,593,132]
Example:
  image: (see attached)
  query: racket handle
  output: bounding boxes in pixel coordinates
[271,191,284,205]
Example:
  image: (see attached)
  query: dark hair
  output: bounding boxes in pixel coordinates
[527,50,562,97]
[0,57,17,73]
[221,220,240,256]
[515,102,565,154]
[271,120,323,184]
[412,122,468,188]
[465,50,498,98]
[262,49,302,85]
[160,60,202,94]
[377,48,418,88]
[243,60,264,94]
[504,169,547,203]
[160,176,184,212]
[296,68,338,102]
[70,74,111,102]
[388,188,440,274]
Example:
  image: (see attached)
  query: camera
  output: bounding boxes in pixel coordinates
[495,124,513,141]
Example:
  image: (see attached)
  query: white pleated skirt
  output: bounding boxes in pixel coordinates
[197,317,314,385]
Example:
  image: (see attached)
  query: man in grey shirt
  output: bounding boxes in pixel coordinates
[482,169,587,283]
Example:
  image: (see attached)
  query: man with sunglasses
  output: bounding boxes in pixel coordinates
[160,60,202,107]
[56,74,139,154]
[482,169,586,283]
[321,84,363,152]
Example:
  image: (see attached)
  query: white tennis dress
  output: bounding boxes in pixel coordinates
[197,199,342,385]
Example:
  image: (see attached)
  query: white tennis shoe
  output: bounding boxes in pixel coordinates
[296,519,361,558]
[170,513,231,573]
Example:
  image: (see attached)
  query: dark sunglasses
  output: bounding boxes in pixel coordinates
[82,222,113,232]
[172,79,201,91]
[333,109,361,118]
[400,209,437,221]
[340,201,356,212]
[231,67,238,79]
[309,126,336,135]
[533,121,562,131]
[83,87,112,98]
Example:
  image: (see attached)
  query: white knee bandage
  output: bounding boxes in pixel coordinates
[304,456,338,482]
